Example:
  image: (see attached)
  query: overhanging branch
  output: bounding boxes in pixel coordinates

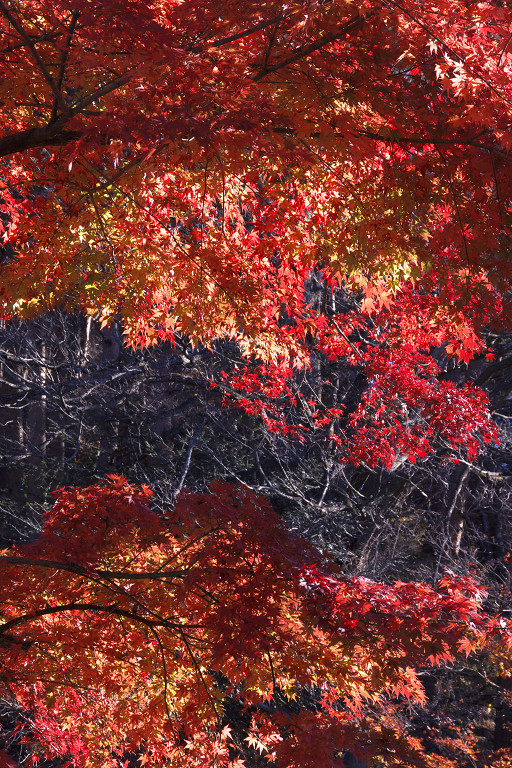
[0,125,81,158]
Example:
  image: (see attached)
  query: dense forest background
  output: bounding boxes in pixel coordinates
[1,288,511,767]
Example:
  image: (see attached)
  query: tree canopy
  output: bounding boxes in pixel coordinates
[1,0,511,350]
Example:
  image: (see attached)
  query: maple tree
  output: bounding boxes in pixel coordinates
[0,476,510,768]
[1,0,512,766]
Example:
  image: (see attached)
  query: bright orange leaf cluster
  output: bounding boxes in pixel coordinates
[0,0,511,356]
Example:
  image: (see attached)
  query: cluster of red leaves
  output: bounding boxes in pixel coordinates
[220,285,498,468]
[347,346,496,466]
[0,478,509,768]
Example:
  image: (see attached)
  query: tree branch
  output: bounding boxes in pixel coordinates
[190,15,285,52]
[252,14,373,81]
[0,602,179,635]
[70,72,131,113]
[0,0,68,114]
[0,71,131,157]
[50,10,80,124]
[0,124,81,157]
[0,555,188,581]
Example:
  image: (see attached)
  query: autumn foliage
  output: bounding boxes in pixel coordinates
[1,0,512,766]
[0,477,509,768]
[0,0,510,349]
[219,287,499,467]
[0,0,510,465]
